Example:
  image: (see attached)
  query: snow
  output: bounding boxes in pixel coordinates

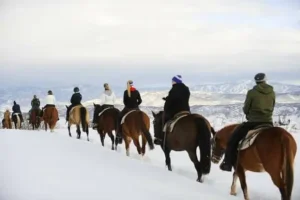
[0,126,299,200]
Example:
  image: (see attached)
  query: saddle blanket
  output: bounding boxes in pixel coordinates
[121,110,137,124]
[238,124,273,150]
[163,113,189,133]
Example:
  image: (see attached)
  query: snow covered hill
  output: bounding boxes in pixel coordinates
[0,128,299,200]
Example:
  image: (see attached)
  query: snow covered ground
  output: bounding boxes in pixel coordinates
[0,126,299,200]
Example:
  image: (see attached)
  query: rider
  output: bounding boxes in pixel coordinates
[220,73,275,172]
[163,75,191,122]
[28,95,41,120]
[43,90,59,120]
[116,80,142,143]
[66,87,82,121]
[92,83,116,129]
[11,101,24,122]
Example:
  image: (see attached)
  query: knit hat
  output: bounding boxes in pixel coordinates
[172,75,182,84]
[254,73,266,83]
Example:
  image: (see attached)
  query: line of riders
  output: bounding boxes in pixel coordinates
[6,73,275,172]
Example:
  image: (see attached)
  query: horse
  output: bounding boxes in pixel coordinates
[3,110,12,129]
[11,113,22,129]
[152,111,213,183]
[211,124,297,200]
[93,103,120,150]
[29,109,42,130]
[66,105,90,141]
[119,109,154,157]
[42,106,59,132]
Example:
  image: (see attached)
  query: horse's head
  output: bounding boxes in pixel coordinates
[93,103,102,113]
[151,110,164,144]
[211,124,238,164]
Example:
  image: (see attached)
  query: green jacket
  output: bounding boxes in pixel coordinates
[243,82,275,122]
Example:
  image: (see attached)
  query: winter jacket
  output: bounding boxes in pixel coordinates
[243,82,275,122]
[100,90,116,105]
[123,87,142,109]
[31,98,40,109]
[164,83,190,118]
[70,92,82,105]
[45,94,56,105]
[12,103,21,113]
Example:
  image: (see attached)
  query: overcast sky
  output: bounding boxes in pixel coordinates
[0,0,299,86]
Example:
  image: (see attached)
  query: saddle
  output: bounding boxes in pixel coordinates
[238,124,273,150]
[163,111,190,133]
[121,109,138,124]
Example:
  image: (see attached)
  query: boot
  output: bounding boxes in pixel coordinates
[219,148,233,172]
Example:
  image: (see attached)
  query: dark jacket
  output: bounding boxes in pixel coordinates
[31,98,40,109]
[12,103,21,113]
[123,88,142,109]
[243,82,275,122]
[71,92,82,105]
[164,83,190,118]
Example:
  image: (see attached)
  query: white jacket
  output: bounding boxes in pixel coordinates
[100,90,116,105]
[45,94,56,105]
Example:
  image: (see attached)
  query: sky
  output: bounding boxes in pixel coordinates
[0,0,300,86]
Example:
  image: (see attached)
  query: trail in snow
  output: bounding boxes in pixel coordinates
[0,127,299,200]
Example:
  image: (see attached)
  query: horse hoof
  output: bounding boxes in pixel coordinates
[230,192,237,196]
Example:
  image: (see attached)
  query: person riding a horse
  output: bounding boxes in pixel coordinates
[92,83,116,129]
[28,95,41,120]
[66,87,82,121]
[220,73,275,172]
[42,90,59,120]
[12,101,24,122]
[116,80,142,142]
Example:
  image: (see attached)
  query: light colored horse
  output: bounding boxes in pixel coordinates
[3,110,12,129]
[66,105,90,141]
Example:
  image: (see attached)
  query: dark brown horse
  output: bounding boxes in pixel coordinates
[211,124,297,200]
[93,104,120,150]
[152,111,213,183]
[120,109,154,156]
[30,109,42,130]
[66,105,90,141]
[42,106,59,132]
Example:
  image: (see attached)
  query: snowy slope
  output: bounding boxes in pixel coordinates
[0,128,299,200]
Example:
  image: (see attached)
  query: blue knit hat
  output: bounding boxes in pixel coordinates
[172,75,182,83]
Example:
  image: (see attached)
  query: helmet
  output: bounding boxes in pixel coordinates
[73,87,79,93]
[33,95,37,98]
[254,73,266,83]
[103,83,108,87]
[48,90,53,95]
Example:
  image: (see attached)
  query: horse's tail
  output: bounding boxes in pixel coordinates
[281,133,295,199]
[195,117,211,175]
[138,111,154,150]
[16,114,20,129]
[80,107,87,132]
[211,126,216,137]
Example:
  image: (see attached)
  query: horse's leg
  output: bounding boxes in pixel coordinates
[162,145,172,171]
[99,131,105,146]
[236,164,249,200]
[108,131,115,150]
[230,171,239,196]
[141,135,147,156]
[187,149,203,182]
[68,124,72,137]
[45,122,48,132]
[76,125,81,139]
[124,136,132,156]
[86,123,89,141]
[132,136,142,155]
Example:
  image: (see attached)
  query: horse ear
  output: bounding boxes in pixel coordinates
[65,105,68,108]
[151,111,156,117]
[93,103,96,106]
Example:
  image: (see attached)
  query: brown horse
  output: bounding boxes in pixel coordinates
[11,113,22,129]
[120,109,154,156]
[211,124,297,200]
[152,111,213,182]
[42,106,59,132]
[30,109,42,130]
[93,104,120,150]
[66,105,90,141]
[3,110,12,129]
